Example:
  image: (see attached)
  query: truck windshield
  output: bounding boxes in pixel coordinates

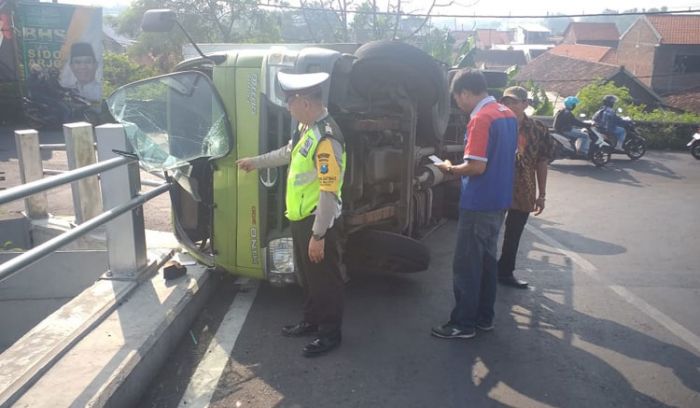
[106,71,231,171]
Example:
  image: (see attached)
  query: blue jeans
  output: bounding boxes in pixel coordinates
[613,126,626,148]
[449,209,505,330]
[563,129,590,155]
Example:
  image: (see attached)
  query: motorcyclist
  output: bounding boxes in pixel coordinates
[553,96,591,155]
[593,95,626,150]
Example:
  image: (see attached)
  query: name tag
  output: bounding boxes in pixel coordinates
[299,137,314,157]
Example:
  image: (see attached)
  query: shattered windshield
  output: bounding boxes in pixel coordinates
[107,71,231,171]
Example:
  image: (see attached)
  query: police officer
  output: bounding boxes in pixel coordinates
[237,71,346,357]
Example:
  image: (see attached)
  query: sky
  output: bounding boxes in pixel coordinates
[49,0,700,16]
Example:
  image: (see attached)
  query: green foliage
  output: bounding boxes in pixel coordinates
[102,52,159,98]
[534,90,553,116]
[523,81,553,116]
[115,0,282,68]
[574,81,635,118]
[419,27,454,65]
[576,81,700,150]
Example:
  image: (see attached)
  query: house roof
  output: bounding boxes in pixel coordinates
[514,52,620,96]
[517,23,550,33]
[646,15,700,45]
[663,87,700,114]
[475,29,511,48]
[548,44,614,63]
[470,49,527,67]
[563,22,620,42]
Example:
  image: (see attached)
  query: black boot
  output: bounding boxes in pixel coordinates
[302,332,341,357]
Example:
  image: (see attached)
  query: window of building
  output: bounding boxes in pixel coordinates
[673,55,700,73]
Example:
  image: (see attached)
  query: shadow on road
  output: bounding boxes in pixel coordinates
[550,155,682,187]
[529,217,627,256]
[204,221,698,407]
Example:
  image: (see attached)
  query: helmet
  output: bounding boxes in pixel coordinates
[564,96,579,110]
[603,95,618,107]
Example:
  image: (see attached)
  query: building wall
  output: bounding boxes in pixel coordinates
[617,19,659,87]
[610,72,661,109]
[651,44,700,93]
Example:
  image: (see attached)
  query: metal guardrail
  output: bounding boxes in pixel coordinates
[0,183,169,283]
[1,124,172,284]
[0,156,129,206]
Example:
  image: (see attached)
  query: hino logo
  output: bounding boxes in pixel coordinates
[259,167,278,188]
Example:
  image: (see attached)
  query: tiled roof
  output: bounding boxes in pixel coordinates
[548,44,614,63]
[646,15,700,45]
[663,87,700,114]
[471,49,527,67]
[564,22,620,42]
[514,53,620,96]
[476,29,511,47]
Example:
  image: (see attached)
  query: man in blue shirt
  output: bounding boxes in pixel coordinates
[593,95,626,149]
[432,69,518,339]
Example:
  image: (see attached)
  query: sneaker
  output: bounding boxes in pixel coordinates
[431,324,476,339]
[476,322,494,331]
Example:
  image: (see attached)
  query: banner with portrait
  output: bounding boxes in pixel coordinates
[0,0,18,82]
[16,1,102,103]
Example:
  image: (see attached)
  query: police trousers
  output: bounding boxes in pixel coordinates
[290,215,344,336]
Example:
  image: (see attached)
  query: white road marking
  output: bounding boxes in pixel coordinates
[525,224,700,356]
[177,280,259,408]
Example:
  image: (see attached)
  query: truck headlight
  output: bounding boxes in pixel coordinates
[268,237,294,273]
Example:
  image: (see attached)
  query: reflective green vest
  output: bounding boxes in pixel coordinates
[286,123,345,221]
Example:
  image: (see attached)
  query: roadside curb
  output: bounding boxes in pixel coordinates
[0,250,215,407]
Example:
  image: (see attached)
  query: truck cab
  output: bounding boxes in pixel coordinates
[106,10,469,285]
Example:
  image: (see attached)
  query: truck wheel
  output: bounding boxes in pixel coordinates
[345,229,430,273]
[351,40,449,142]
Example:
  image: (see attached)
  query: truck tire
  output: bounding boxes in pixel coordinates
[345,229,430,273]
[351,40,449,142]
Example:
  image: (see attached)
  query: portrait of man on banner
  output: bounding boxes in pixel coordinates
[62,41,101,102]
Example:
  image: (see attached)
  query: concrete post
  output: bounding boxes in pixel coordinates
[14,129,48,219]
[64,122,101,224]
[95,124,147,278]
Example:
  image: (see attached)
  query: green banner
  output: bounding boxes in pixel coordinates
[16,1,102,102]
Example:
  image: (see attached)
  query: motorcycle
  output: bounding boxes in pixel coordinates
[550,127,612,167]
[22,90,99,130]
[593,117,647,160]
[687,126,700,160]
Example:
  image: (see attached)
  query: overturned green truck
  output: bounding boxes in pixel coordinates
[106,9,500,285]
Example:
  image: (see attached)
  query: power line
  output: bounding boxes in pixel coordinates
[257,3,700,19]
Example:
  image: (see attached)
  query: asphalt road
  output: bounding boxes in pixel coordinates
[138,151,700,408]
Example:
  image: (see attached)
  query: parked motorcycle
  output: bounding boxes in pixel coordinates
[593,117,646,160]
[550,127,612,167]
[687,126,700,160]
[22,90,99,129]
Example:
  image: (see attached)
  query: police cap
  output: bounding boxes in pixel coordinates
[278,71,329,98]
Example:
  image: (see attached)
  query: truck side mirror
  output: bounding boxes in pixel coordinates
[141,9,176,32]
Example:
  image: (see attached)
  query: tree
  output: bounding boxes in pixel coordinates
[540,14,573,36]
[102,51,159,97]
[115,0,282,66]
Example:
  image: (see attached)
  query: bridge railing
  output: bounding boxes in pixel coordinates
[0,123,171,284]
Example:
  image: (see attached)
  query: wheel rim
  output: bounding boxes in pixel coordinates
[592,150,610,166]
[626,140,646,159]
